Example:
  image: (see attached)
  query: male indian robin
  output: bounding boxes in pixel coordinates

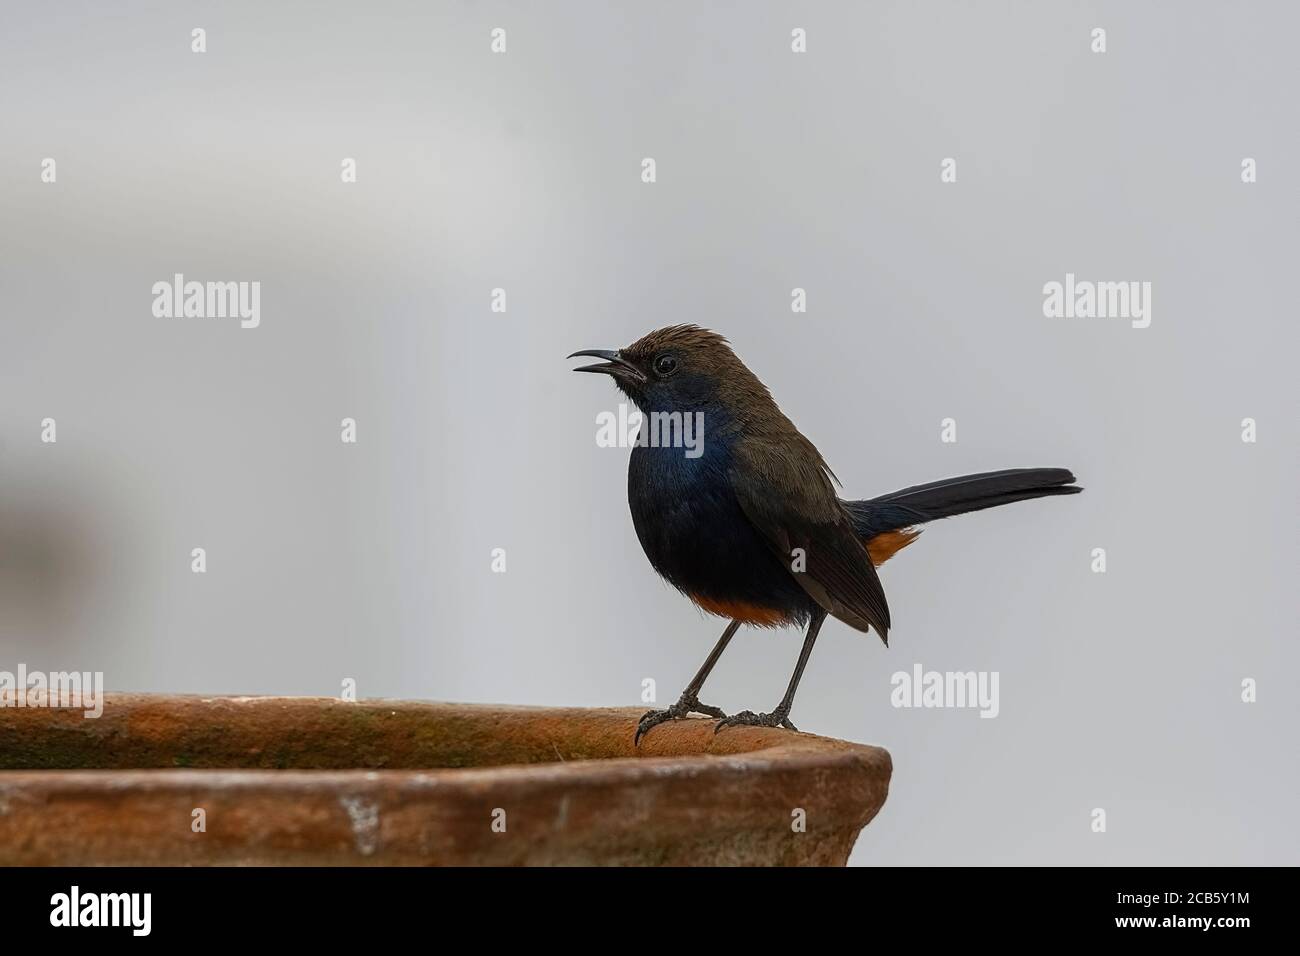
[569,325,1080,743]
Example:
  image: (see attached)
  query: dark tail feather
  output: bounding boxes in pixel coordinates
[846,468,1081,536]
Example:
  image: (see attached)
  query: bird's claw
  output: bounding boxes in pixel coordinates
[634,696,727,746]
[713,709,798,734]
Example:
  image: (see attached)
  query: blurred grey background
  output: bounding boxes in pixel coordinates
[1,1,1295,865]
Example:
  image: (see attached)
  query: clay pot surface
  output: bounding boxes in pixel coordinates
[0,694,891,865]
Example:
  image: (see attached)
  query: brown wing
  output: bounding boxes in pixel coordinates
[730,439,891,644]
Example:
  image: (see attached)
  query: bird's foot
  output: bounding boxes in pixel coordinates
[713,709,798,733]
[634,695,727,746]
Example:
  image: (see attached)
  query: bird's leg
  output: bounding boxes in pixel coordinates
[635,620,740,745]
[715,609,826,734]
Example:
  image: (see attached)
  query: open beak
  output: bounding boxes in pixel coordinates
[567,348,646,383]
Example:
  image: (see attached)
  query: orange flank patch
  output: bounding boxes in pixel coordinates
[865,528,921,566]
[689,593,789,627]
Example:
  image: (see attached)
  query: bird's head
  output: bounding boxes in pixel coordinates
[568,324,759,415]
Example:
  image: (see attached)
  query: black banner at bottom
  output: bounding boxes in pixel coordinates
[0,865,1274,940]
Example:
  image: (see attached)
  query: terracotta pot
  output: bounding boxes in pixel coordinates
[0,694,890,866]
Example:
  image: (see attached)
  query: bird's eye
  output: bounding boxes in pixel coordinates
[653,354,678,377]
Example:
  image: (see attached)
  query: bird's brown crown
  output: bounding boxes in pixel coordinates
[623,325,819,441]
[621,324,734,365]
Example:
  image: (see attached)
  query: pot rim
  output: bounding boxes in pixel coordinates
[0,694,893,866]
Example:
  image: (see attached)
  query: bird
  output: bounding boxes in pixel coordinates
[569,325,1081,744]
